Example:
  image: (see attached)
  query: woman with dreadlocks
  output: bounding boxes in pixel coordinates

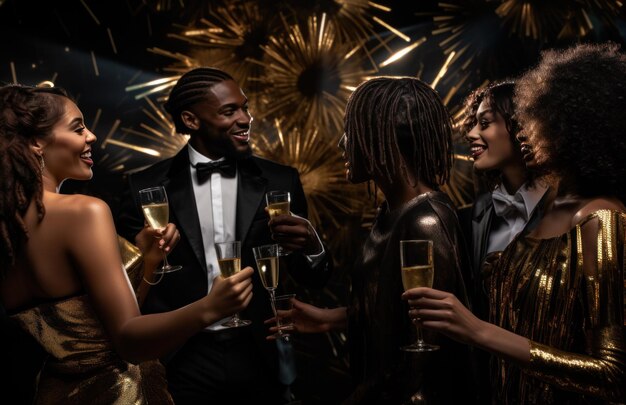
[268,77,476,404]
[0,84,254,404]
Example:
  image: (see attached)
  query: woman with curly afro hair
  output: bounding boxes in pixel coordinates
[403,43,626,404]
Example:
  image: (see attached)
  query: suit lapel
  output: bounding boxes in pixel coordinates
[236,157,267,243]
[164,147,208,273]
[472,196,494,273]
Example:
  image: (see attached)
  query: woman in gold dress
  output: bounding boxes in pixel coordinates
[403,43,626,404]
[0,84,255,404]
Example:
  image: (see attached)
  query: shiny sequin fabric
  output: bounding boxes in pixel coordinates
[10,236,173,404]
[488,210,626,404]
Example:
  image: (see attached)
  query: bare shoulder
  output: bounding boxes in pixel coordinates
[48,193,113,222]
[572,197,626,228]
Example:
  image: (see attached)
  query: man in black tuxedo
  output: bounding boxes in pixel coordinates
[116,67,332,404]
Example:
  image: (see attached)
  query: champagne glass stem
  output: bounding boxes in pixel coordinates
[268,289,284,337]
[161,250,171,270]
[415,322,425,347]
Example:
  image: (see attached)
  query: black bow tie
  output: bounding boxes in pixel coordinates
[195,160,237,183]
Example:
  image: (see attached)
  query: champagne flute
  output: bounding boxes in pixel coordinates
[265,191,291,256]
[138,186,182,275]
[400,240,439,352]
[215,241,251,327]
[253,244,288,339]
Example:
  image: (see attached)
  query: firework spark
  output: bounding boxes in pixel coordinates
[164,0,275,91]
[253,120,366,229]
[271,0,394,45]
[254,13,375,134]
[496,0,569,41]
[100,97,187,172]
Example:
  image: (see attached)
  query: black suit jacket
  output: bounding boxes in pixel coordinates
[459,189,549,403]
[116,147,332,370]
[459,189,550,319]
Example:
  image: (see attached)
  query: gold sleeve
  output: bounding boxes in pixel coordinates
[525,211,626,401]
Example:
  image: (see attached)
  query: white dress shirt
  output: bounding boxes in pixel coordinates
[188,145,237,330]
[487,182,548,254]
[188,145,325,330]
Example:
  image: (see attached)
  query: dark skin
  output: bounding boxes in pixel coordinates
[180,79,322,255]
[401,120,626,367]
[264,131,435,337]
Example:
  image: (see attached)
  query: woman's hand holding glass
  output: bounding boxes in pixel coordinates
[215,241,252,327]
[401,287,485,347]
[135,222,180,285]
[138,186,182,275]
[205,267,254,324]
[264,298,347,339]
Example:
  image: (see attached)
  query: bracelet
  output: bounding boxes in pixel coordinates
[143,270,165,286]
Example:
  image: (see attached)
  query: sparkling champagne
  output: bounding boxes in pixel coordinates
[142,202,169,230]
[268,201,290,218]
[401,264,434,291]
[218,257,241,278]
[256,256,279,290]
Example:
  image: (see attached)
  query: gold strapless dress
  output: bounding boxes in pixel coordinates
[10,236,173,405]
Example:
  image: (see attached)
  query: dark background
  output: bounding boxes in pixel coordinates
[2,1,626,403]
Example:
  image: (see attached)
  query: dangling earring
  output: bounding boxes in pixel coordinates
[38,153,45,173]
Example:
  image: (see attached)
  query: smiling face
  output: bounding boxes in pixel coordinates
[184,80,252,160]
[516,117,549,170]
[466,100,521,173]
[41,97,97,183]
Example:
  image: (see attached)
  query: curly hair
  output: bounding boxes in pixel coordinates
[461,81,530,189]
[515,43,626,201]
[344,77,452,189]
[0,84,69,272]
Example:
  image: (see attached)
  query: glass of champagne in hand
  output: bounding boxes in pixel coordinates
[265,191,291,256]
[266,190,291,218]
[138,186,182,274]
[215,241,251,327]
[400,240,439,352]
[252,244,287,339]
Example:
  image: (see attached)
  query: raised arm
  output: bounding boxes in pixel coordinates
[69,196,253,364]
[403,209,626,401]
[270,167,332,288]
[522,211,625,400]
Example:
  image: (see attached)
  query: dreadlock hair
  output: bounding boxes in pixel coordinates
[461,81,533,189]
[344,76,452,189]
[164,67,235,134]
[0,84,69,273]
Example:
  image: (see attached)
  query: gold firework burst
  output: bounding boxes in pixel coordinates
[164,0,276,91]
[255,13,375,135]
[100,97,187,173]
[252,119,366,229]
[429,1,503,74]
[496,0,572,41]
[558,0,623,40]
[272,0,395,45]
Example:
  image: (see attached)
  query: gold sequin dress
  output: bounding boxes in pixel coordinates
[9,236,173,405]
[488,210,626,404]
